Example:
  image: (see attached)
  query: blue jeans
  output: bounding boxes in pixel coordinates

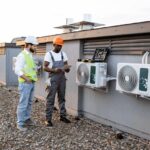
[17,82,35,126]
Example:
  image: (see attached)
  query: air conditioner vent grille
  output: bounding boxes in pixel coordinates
[77,63,89,84]
[118,65,138,91]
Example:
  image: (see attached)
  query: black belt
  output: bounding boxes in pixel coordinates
[24,80,35,83]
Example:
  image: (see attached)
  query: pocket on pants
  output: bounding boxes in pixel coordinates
[45,78,51,92]
[18,83,24,91]
[45,78,51,86]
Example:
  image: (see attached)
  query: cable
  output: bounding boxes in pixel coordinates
[145,51,149,64]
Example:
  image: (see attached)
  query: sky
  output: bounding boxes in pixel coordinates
[0,0,150,43]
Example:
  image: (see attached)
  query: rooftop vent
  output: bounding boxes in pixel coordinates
[54,14,105,33]
[54,18,79,33]
[70,21,104,30]
[70,14,105,30]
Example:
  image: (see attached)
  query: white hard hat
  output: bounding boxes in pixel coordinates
[25,36,38,45]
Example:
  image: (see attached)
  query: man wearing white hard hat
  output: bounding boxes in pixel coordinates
[15,36,38,131]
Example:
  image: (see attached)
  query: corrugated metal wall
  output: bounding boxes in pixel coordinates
[36,44,46,55]
[83,34,150,58]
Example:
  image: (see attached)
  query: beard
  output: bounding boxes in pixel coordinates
[29,48,36,53]
[55,47,61,53]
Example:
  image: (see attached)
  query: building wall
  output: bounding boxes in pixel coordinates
[5,47,21,86]
[63,40,80,116]
[34,55,47,100]
[0,54,6,84]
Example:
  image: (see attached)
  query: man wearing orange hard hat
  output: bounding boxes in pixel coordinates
[44,36,71,127]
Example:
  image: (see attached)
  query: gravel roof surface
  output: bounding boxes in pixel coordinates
[0,84,150,150]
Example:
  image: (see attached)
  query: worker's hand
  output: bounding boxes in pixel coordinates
[20,75,32,83]
[64,65,71,73]
[54,68,62,73]
[64,68,70,73]
[25,78,32,83]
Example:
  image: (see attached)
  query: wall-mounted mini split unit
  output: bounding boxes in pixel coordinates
[76,62,107,88]
[116,63,150,97]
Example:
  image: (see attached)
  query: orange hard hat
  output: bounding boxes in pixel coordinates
[53,36,64,46]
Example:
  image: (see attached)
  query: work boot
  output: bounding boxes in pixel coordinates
[60,117,71,123]
[24,118,35,126]
[17,125,27,131]
[45,120,53,127]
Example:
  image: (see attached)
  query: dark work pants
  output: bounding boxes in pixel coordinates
[46,76,66,121]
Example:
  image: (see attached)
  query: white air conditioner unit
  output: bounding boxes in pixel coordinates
[76,62,107,88]
[116,63,150,97]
